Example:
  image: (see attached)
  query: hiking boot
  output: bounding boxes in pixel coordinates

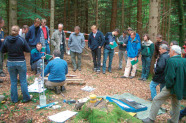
[142,118,154,123]
[93,68,97,72]
[103,71,106,74]
[120,76,127,78]
[78,68,81,71]
[167,119,174,123]
[55,86,61,94]
[138,77,143,80]
[118,68,122,70]
[96,70,100,74]
[0,79,3,83]
[129,76,135,79]
[143,78,147,81]
[0,73,6,77]
[108,70,112,73]
[73,68,76,72]
[147,98,153,101]
[22,95,33,103]
[61,86,66,92]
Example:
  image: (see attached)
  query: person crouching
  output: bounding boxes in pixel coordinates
[44,50,68,94]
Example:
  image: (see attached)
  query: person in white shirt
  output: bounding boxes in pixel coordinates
[19,25,29,39]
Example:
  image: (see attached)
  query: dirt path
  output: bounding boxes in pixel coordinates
[0,51,185,122]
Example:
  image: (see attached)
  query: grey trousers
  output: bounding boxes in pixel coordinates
[118,50,128,69]
[149,87,180,123]
[70,51,82,69]
[0,52,4,73]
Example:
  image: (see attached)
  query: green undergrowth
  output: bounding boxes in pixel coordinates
[74,103,142,123]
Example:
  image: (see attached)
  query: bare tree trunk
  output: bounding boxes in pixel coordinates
[85,0,88,33]
[9,0,17,35]
[177,0,185,46]
[167,0,171,43]
[110,0,118,31]
[74,0,77,26]
[50,0,55,52]
[149,0,160,74]
[64,0,67,27]
[137,0,142,38]
[95,0,98,27]
[121,0,124,31]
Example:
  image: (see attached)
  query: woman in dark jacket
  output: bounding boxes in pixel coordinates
[139,34,154,81]
[1,25,32,103]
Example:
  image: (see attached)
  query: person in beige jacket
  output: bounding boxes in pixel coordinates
[51,24,66,59]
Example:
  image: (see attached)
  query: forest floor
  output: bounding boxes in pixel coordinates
[0,47,186,123]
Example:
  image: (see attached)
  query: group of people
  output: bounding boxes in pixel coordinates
[0,16,186,122]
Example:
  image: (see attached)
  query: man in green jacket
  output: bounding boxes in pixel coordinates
[142,45,186,123]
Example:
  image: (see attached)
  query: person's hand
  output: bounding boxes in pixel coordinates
[122,44,126,46]
[110,42,113,45]
[48,41,50,44]
[1,39,4,42]
[67,48,70,50]
[125,51,127,54]
[98,46,101,48]
[134,57,137,61]
[41,56,46,59]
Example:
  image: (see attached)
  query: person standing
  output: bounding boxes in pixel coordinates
[26,18,42,50]
[102,29,120,74]
[88,25,105,73]
[19,25,29,39]
[1,25,32,103]
[40,19,50,54]
[0,17,6,79]
[148,44,169,101]
[139,34,154,81]
[68,26,85,72]
[121,31,141,79]
[51,24,66,59]
[154,34,168,59]
[118,31,128,70]
[142,45,186,123]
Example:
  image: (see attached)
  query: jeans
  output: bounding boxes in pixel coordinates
[118,49,128,69]
[0,52,4,73]
[102,48,114,72]
[31,59,43,73]
[29,45,36,65]
[141,56,151,79]
[60,44,65,59]
[7,61,30,103]
[70,51,82,69]
[45,40,50,54]
[91,48,101,70]
[150,80,165,99]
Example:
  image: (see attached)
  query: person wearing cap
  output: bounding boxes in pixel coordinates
[142,45,186,123]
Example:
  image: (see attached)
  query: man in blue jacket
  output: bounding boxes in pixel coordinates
[30,42,45,73]
[121,31,141,79]
[44,50,68,94]
[0,17,6,79]
[26,18,42,50]
[102,29,120,74]
[88,25,105,74]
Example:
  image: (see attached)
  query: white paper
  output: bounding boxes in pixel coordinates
[81,86,95,92]
[28,78,46,93]
[48,110,78,122]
